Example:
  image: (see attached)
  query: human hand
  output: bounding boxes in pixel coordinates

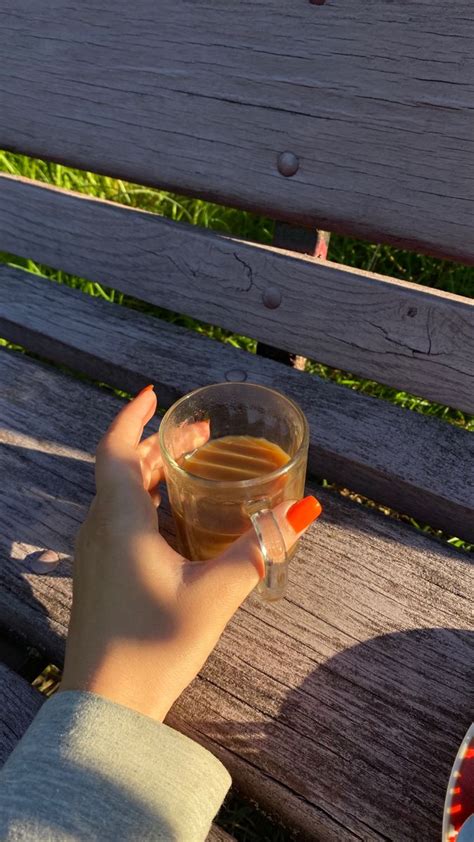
[61,387,322,721]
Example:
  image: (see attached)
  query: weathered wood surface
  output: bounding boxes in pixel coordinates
[0,348,472,840]
[1,176,474,413]
[1,2,473,262]
[257,221,317,367]
[1,266,473,542]
[0,664,44,766]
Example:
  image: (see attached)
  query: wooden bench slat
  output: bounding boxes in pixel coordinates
[1,266,472,541]
[1,3,473,262]
[1,176,474,413]
[0,349,472,840]
[0,663,44,766]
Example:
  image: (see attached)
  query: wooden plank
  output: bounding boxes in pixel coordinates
[1,177,474,413]
[0,664,44,766]
[256,220,318,367]
[0,349,472,840]
[1,265,472,542]
[1,3,473,263]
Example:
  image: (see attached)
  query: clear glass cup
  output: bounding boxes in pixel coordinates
[159,383,309,601]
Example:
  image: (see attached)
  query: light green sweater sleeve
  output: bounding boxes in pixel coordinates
[0,691,231,841]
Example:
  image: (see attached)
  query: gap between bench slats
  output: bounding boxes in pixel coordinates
[0,265,472,542]
[0,2,473,262]
[1,175,473,414]
[0,349,472,840]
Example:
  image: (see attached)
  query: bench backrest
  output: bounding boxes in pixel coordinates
[1,0,474,262]
[0,0,473,539]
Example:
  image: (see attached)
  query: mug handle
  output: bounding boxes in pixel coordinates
[249,506,288,602]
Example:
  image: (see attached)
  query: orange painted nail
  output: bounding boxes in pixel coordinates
[286,496,322,533]
[136,384,154,397]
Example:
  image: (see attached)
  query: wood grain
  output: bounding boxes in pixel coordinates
[0,348,472,840]
[1,265,472,542]
[1,2,473,262]
[0,664,44,766]
[1,177,474,413]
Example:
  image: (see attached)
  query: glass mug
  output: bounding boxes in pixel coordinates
[159,383,309,601]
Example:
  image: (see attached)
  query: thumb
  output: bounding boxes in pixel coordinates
[200,496,322,613]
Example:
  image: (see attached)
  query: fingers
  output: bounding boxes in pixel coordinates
[172,420,211,460]
[138,430,165,491]
[149,488,162,508]
[105,386,157,450]
[138,419,211,492]
[197,496,322,612]
[96,386,157,492]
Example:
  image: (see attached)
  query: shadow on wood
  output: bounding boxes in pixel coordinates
[173,626,473,841]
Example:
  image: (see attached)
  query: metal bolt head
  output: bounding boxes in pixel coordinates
[26,549,62,574]
[277,151,300,177]
[262,287,282,309]
[225,369,247,382]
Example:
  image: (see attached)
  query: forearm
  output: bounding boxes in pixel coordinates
[0,691,230,841]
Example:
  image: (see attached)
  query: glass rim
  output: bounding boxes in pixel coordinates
[159,382,309,490]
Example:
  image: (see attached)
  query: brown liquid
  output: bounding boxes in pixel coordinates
[184,434,290,481]
[174,435,290,560]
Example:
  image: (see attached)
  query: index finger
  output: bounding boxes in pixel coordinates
[96,386,157,490]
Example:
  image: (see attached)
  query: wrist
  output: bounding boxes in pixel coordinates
[61,645,178,722]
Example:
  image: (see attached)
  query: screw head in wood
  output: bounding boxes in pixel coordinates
[26,549,62,574]
[277,151,300,177]
[225,369,247,382]
[262,287,282,309]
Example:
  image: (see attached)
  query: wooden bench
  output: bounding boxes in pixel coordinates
[0,2,473,839]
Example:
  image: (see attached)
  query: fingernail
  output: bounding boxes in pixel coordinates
[287,496,322,533]
[136,384,154,397]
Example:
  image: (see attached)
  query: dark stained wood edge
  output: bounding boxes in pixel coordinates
[0,265,472,541]
[0,663,44,766]
[1,175,473,413]
[206,825,237,842]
